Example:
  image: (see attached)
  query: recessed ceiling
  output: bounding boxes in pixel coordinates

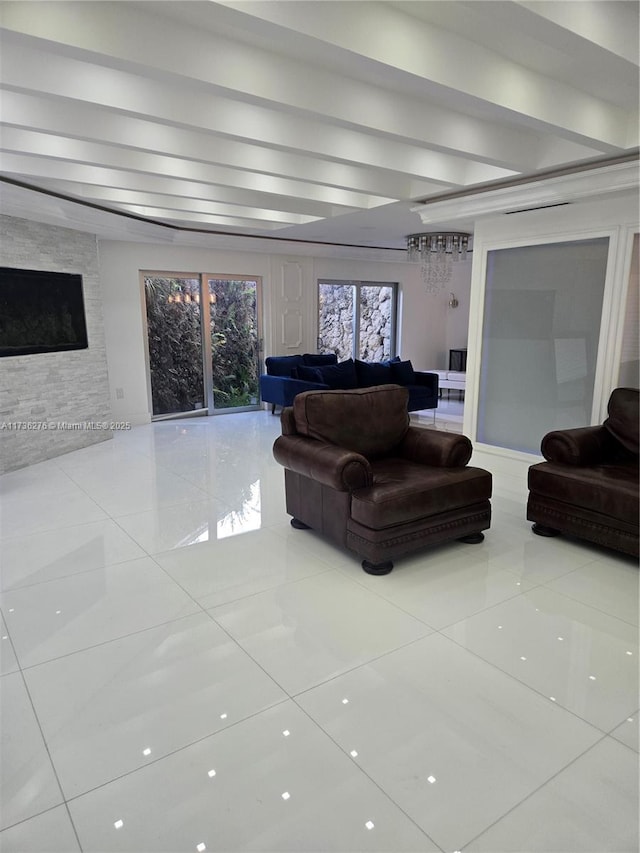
[0,0,638,251]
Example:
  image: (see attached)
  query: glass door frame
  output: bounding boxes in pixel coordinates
[141,270,263,420]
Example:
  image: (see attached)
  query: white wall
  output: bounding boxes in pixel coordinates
[98,241,273,424]
[445,259,473,367]
[98,241,450,421]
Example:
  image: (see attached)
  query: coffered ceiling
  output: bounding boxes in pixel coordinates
[0,1,638,251]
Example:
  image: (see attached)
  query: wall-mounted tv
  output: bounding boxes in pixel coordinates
[0,267,89,357]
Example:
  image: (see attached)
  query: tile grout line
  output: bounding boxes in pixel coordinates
[457,731,622,851]
[289,694,447,853]
[0,622,85,851]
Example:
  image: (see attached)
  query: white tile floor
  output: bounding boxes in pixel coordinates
[0,410,637,853]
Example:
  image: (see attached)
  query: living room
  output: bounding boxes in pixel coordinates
[0,2,638,851]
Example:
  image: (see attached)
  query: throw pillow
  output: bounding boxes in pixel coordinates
[296,365,324,383]
[315,358,358,389]
[355,359,392,387]
[265,355,304,377]
[303,353,338,367]
[391,359,415,385]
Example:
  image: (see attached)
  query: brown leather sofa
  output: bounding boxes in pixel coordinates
[527,387,639,557]
[273,384,492,574]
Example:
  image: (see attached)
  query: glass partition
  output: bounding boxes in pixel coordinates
[477,238,609,454]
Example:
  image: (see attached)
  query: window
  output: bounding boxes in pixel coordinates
[317,281,397,361]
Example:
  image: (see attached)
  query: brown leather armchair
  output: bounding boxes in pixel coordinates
[273,384,492,574]
[527,387,639,557]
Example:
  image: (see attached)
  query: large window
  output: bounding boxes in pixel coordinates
[317,281,397,361]
[143,272,262,418]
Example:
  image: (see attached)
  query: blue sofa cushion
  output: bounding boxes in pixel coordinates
[391,359,415,385]
[355,359,392,386]
[314,358,358,389]
[303,353,338,367]
[265,353,336,378]
[265,354,304,377]
[296,364,324,382]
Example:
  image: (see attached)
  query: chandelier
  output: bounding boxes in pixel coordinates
[406,232,471,293]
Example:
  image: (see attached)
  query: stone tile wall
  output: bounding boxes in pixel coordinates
[0,216,113,473]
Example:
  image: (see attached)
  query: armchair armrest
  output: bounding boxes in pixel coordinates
[273,435,373,491]
[399,426,472,467]
[412,371,439,394]
[541,426,609,465]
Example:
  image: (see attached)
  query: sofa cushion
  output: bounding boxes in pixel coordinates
[265,354,304,377]
[314,358,358,389]
[390,359,415,385]
[351,461,491,529]
[295,364,323,382]
[528,461,639,525]
[265,353,336,378]
[604,387,639,455]
[303,353,338,367]
[293,385,410,458]
[355,359,393,386]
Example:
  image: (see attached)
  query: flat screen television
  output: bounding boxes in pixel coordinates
[0,267,89,357]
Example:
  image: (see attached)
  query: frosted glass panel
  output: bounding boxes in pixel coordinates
[477,238,609,454]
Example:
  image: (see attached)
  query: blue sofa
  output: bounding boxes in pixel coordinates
[259,353,439,414]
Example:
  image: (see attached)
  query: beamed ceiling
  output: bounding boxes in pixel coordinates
[0,0,638,252]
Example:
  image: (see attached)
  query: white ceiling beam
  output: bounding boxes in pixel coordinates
[19,182,329,222]
[0,40,514,188]
[117,204,318,230]
[0,127,375,218]
[0,91,409,204]
[514,0,639,64]
[0,0,554,173]
[113,201,321,227]
[214,0,632,150]
[0,155,385,224]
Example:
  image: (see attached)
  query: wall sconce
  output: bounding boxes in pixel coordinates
[448,292,459,308]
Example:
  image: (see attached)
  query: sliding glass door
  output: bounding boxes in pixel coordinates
[143,272,262,419]
[144,275,205,417]
[205,277,260,411]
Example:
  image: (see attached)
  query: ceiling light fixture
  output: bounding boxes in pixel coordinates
[406,232,471,293]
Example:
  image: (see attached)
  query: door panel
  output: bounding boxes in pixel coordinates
[206,277,260,411]
[144,275,205,417]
